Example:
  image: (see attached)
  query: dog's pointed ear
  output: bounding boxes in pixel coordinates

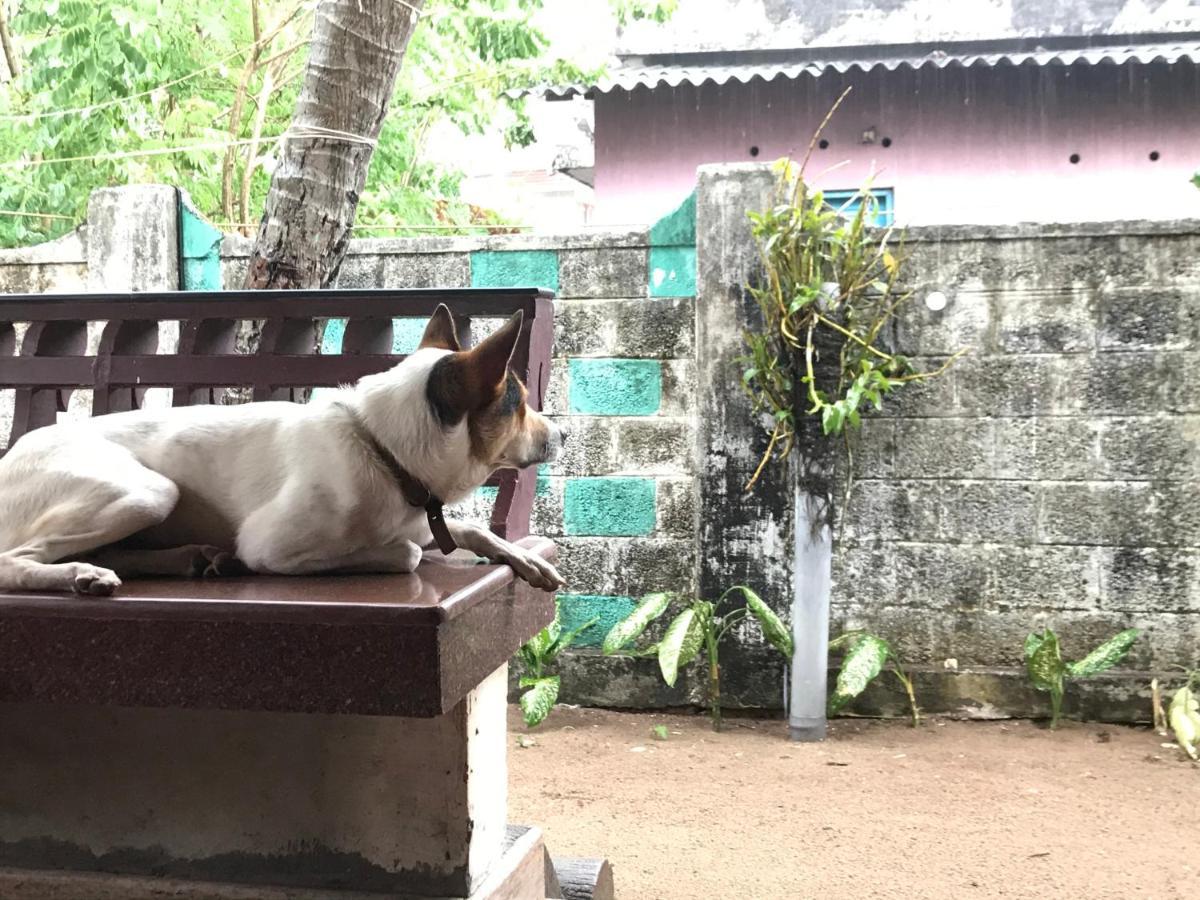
[465,310,524,391]
[418,304,461,351]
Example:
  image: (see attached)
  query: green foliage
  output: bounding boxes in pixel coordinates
[1023,627,1140,728]
[739,92,964,492]
[828,631,920,726]
[518,675,559,727]
[601,591,671,656]
[603,585,790,732]
[651,724,670,740]
[515,603,598,728]
[1168,673,1199,761]
[0,0,671,247]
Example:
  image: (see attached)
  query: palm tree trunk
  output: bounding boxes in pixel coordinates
[243,0,423,290]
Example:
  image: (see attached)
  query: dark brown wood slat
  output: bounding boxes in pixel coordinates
[493,295,555,541]
[94,319,159,415]
[173,318,239,406]
[0,287,551,323]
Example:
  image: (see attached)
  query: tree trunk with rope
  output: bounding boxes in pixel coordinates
[244,0,424,290]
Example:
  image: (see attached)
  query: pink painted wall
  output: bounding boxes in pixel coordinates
[592,62,1200,226]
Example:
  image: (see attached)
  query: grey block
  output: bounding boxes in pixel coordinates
[1100,546,1200,612]
[544,416,618,477]
[556,537,697,596]
[1098,286,1200,351]
[614,418,695,474]
[656,477,697,536]
[554,297,694,358]
[379,252,471,289]
[894,290,990,356]
[557,247,648,299]
[936,480,1038,544]
[660,359,697,416]
[1038,481,1200,547]
[530,477,564,536]
[993,289,1096,353]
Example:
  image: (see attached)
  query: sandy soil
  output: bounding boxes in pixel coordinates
[508,707,1198,900]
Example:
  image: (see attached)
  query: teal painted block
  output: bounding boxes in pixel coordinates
[322,317,428,355]
[478,485,500,500]
[649,246,696,298]
[568,359,661,416]
[649,192,696,246]
[564,477,656,536]
[392,318,427,354]
[178,193,224,291]
[557,594,637,648]
[321,318,347,354]
[470,250,559,291]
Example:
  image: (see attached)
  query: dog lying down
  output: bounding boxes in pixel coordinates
[0,304,568,596]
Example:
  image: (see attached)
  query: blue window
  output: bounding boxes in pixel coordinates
[823,188,894,227]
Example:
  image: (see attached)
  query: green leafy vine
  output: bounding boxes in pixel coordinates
[739,89,966,494]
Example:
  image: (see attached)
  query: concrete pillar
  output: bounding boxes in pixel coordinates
[694,164,800,708]
[86,185,179,292]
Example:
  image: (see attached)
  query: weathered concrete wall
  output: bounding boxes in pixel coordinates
[836,219,1200,678]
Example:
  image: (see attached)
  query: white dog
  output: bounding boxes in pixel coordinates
[0,304,567,595]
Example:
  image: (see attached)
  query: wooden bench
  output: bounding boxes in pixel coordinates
[0,288,586,899]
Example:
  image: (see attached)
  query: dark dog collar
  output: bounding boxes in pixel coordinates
[337,403,457,555]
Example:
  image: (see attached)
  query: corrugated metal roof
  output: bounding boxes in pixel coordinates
[541,41,1200,98]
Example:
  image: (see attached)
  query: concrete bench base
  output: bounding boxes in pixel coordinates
[0,667,533,898]
[0,827,545,899]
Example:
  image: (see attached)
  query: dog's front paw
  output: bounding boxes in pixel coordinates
[71,563,121,596]
[503,549,566,592]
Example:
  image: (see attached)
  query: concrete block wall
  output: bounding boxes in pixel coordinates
[831,221,1200,680]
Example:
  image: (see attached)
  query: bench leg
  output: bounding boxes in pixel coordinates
[0,666,523,898]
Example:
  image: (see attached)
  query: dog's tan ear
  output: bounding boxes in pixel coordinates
[465,310,524,392]
[418,304,460,351]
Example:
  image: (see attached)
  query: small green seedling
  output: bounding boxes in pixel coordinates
[828,631,920,726]
[603,586,792,732]
[515,607,599,728]
[1024,627,1140,728]
[651,725,670,741]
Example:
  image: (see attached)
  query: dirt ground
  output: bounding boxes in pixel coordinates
[507,706,1198,900]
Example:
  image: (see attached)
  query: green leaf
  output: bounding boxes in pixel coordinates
[602,592,672,655]
[1026,629,1064,693]
[548,615,600,660]
[828,631,865,653]
[658,607,704,687]
[519,676,560,728]
[1065,628,1140,679]
[1023,630,1046,663]
[830,635,889,712]
[734,586,793,658]
[651,724,670,741]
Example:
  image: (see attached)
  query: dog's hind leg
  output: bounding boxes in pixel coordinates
[0,465,180,596]
[84,544,248,578]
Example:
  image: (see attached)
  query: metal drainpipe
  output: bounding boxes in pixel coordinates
[789,482,832,741]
